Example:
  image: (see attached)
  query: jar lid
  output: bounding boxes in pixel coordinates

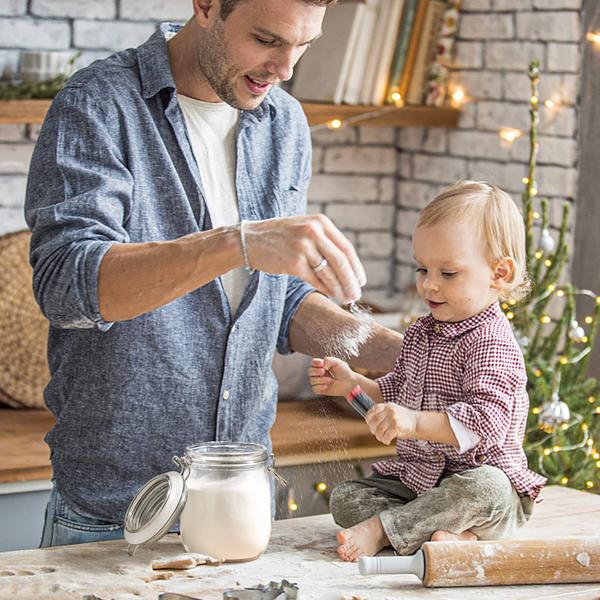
[123,470,187,555]
[185,441,268,470]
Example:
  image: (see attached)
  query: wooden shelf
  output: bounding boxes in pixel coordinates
[302,101,460,128]
[0,98,460,128]
[0,99,51,125]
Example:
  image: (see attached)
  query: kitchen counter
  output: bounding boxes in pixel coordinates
[0,485,599,599]
[0,400,395,483]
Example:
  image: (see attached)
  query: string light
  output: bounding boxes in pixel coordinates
[506,311,514,320]
[327,118,343,130]
[547,284,556,292]
[560,476,569,485]
[543,448,552,455]
[531,186,538,196]
[451,87,465,106]
[545,99,554,108]
[499,127,523,143]
[390,91,403,104]
[509,299,516,306]
[533,369,542,377]
[535,250,543,259]
[585,316,594,324]
[587,31,600,44]
[315,482,327,493]
[556,289,565,297]
[544,259,552,267]
[530,95,539,105]
[559,356,568,365]
[589,396,596,404]
[522,177,529,184]
[288,501,298,512]
[540,315,551,324]
[533,211,541,219]
[595,407,600,415]
[586,481,594,488]
[532,406,541,413]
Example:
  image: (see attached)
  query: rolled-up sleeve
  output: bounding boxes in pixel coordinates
[445,335,524,453]
[277,276,314,354]
[25,86,133,331]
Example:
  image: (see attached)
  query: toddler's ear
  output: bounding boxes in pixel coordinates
[492,257,515,287]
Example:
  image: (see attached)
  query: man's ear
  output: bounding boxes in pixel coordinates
[193,0,215,24]
[491,257,515,289]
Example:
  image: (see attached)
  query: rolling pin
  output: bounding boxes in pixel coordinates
[359,538,600,587]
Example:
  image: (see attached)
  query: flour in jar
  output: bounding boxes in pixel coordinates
[180,469,272,561]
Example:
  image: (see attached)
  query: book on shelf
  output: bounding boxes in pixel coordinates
[405,0,447,105]
[424,1,460,106]
[290,1,364,104]
[384,0,421,104]
[362,0,405,106]
[342,0,380,105]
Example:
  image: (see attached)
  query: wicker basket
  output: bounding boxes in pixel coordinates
[0,230,49,409]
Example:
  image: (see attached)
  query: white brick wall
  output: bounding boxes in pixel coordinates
[0,2,584,298]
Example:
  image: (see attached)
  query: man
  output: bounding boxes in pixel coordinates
[25,0,402,547]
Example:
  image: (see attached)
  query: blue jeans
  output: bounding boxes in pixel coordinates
[40,482,124,547]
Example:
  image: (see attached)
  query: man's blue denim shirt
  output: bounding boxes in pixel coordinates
[25,24,314,522]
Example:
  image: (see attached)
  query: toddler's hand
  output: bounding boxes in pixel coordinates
[365,403,418,445]
[309,357,356,398]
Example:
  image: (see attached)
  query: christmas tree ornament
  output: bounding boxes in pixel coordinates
[569,320,586,342]
[538,392,571,434]
[539,228,556,253]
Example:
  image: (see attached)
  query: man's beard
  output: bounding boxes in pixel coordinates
[195,29,262,110]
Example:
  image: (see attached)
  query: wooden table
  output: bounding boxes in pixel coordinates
[0,400,395,483]
[0,486,599,599]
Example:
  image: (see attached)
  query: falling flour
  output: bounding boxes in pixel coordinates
[310,302,375,361]
[180,470,271,561]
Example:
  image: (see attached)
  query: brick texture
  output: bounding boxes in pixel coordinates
[0,2,584,298]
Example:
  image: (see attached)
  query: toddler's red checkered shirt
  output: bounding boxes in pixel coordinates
[373,302,546,499]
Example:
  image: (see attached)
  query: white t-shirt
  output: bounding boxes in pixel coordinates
[177,94,249,315]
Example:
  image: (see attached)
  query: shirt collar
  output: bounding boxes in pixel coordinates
[422,301,504,338]
[137,23,276,122]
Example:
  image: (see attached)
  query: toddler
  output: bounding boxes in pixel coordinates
[309,181,546,561]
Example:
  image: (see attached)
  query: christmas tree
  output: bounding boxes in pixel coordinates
[506,60,600,493]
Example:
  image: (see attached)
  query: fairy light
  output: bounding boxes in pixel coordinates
[556,289,565,297]
[544,259,552,267]
[595,451,600,459]
[553,445,560,452]
[586,481,594,489]
[596,296,600,305]
[327,118,343,130]
[545,99,554,108]
[540,315,551,324]
[499,127,523,143]
[506,311,514,320]
[533,211,541,219]
[595,407,600,415]
[559,356,568,365]
[589,396,596,404]
[451,87,465,105]
[390,91,403,105]
[315,482,327,493]
[560,476,569,485]
[585,316,594,324]
[543,448,552,455]
[533,369,542,378]
[582,423,589,432]
[509,299,516,306]
[548,284,556,292]
[288,501,298,512]
[535,251,543,260]
[522,177,529,184]
[588,439,594,447]
[587,31,600,44]
[531,186,538,196]
[597,461,600,468]
[502,302,509,310]
[531,95,539,105]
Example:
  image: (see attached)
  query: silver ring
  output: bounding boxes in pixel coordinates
[311,258,328,273]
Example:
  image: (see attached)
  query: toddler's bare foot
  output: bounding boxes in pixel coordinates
[336,515,390,562]
[430,529,478,542]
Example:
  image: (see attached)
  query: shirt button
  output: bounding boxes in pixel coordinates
[477,454,488,463]
[434,324,441,334]
[223,390,230,400]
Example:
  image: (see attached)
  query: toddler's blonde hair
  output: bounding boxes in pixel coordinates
[417,180,530,303]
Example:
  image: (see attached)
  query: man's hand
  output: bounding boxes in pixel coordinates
[244,214,366,303]
[309,357,357,397]
[365,403,418,445]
